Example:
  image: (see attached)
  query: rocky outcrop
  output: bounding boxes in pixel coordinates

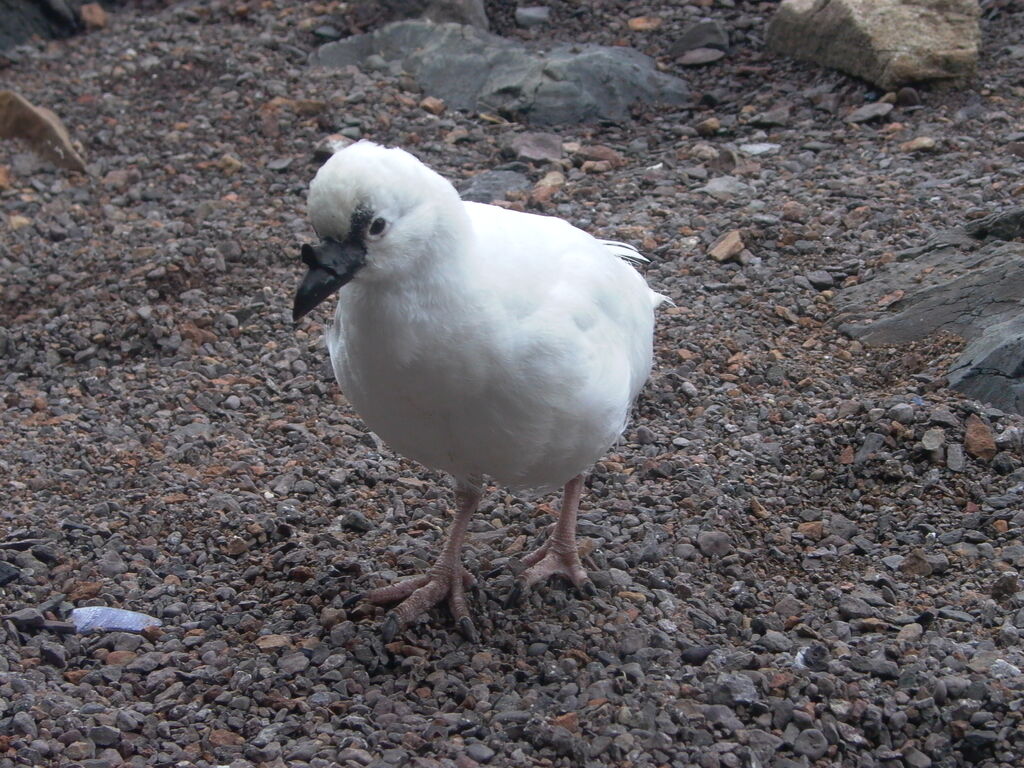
[312,20,690,125]
[766,0,981,90]
[0,90,86,172]
[834,209,1024,415]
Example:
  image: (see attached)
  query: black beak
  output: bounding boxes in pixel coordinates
[292,238,367,322]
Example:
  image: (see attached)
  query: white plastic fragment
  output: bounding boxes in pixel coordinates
[70,606,162,634]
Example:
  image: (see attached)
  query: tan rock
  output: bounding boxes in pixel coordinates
[628,16,662,31]
[695,117,720,136]
[105,650,138,666]
[900,136,938,153]
[964,414,996,461]
[420,96,446,115]
[80,3,108,30]
[766,0,980,90]
[208,729,244,747]
[708,229,744,262]
[255,634,292,651]
[0,90,86,172]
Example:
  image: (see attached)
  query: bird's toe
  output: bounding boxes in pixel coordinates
[381,612,402,643]
[457,616,478,643]
[578,578,598,598]
[504,581,525,609]
[342,592,365,610]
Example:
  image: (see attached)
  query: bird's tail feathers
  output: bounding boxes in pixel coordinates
[601,239,649,266]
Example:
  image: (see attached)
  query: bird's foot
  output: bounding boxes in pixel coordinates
[506,538,596,607]
[345,567,478,643]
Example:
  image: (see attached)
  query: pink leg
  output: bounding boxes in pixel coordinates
[507,474,596,605]
[345,478,482,642]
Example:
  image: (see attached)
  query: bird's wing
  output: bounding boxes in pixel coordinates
[463,201,661,403]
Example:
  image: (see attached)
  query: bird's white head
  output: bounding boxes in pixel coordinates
[293,141,466,321]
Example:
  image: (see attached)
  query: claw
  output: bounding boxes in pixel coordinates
[578,579,598,598]
[457,616,478,643]
[505,581,524,609]
[342,592,365,610]
[381,612,401,643]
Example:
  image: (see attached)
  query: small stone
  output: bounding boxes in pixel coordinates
[708,230,744,262]
[278,652,310,674]
[209,729,245,747]
[897,623,924,642]
[80,3,108,29]
[760,630,794,652]
[901,549,933,576]
[793,729,828,760]
[697,530,732,557]
[6,607,45,629]
[627,16,662,31]
[341,510,374,532]
[921,428,945,451]
[105,650,137,666]
[218,154,243,175]
[515,6,551,27]
[465,743,496,763]
[964,414,997,460]
[896,87,921,106]
[946,444,966,472]
[991,571,1020,598]
[902,747,932,768]
[900,136,938,153]
[709,672,760,706]
[838,596,873,620]
[40,642,66,668]
[9,213,33,230]
[679,47,726,66]
[782,200,809,222]
[509,132,563,163]
[696,117,720,136]
[88,725,120,747]
[419,96,446,115]
[256,634,292,651]
[225,536,249,556]
[0,561,20,586]
[804,270,833,289]
[846,102,893,123]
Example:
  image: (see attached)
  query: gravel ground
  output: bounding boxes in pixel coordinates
[2,2,1024,767]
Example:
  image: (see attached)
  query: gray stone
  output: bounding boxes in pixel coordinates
[806,270,834,289]
[669,20,730,57]
[88,726,121,747]
[766,0,980,90]
[515,6,550,28]
[846,102,894,123]
[311,21,689,125]
[458,170,531,203]
[696,176,752,201]
[709,672,760,706]
[760,630,794,652]
[697,530,733,558]
[508,132,563,163]
[793,728,829,760]
[465,742,496,762]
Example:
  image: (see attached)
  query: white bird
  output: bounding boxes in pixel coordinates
[293,141,667,641]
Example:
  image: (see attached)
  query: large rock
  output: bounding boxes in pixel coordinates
[833,209,1024,415]
[312,20,690,125]
[765,0,981,90]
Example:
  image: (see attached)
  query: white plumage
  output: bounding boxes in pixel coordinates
[295,141,666,640]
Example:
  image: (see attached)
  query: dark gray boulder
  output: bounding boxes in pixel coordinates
[311,20,690,125]
[833,209,1024,415]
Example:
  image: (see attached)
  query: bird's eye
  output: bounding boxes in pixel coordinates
[368,217,387,237]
